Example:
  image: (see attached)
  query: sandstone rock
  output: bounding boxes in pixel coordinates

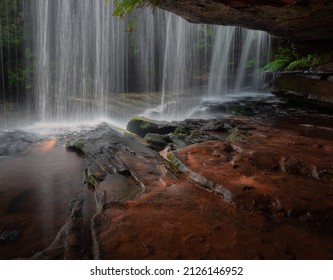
[272,75,333,110]
[249,152,280,171]
[157,0,333,41]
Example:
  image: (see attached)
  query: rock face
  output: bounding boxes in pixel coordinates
[157,0,333,41]
[90,113,333,259]
[272,75,333,110]
[0,131,41,156]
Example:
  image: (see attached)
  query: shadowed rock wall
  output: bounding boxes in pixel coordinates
[156,0,333,41]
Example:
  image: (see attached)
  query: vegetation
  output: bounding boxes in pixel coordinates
[285,55,322,71]
[111,0,157,31]
[226,128,248,142]
[83,168,99,189]
[112,0,157,17]
[263,43,331,72]
[65,139,84,153]
[193,26,215,53]
[0,0,34,101]
[166,152,181,173]
[174,125,191,137]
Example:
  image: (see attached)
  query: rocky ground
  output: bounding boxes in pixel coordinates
[64,108,333,259]
[1,100,333,260]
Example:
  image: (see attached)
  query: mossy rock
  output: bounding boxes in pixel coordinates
[126,116,177,138]
[65,139,84,153]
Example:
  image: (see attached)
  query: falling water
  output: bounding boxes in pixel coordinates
[26,0,271,125]
[0,23,7,131]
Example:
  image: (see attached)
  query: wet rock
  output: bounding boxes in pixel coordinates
[66,123,167,193]
[126,116,177,138]
[84,116,333,260]
[29,199,88,260]
[167,150,234,204]
[279,157,301,175]
[192,100,256,117]
[169,134,191,149]
[249,152,280,171]
[144,133,171,151]
[272,75,333,110]
[65,139,84,154]
[0,230,19,241]
[0,130,42,156]
[177,118,229,132]
[170,123,220,149]
[95,174,142,210]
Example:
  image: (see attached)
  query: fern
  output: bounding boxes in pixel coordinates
[262,58,290,71]
[285,55,321,71]
[112,0,157,17]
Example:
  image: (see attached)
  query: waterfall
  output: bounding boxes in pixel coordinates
[27,0,271,125]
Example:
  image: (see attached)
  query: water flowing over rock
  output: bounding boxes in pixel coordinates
[25,0,271,123]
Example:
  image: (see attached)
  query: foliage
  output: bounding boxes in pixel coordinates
[83,168,99,189]
[285,54,321,71]
[226,128,239,142]
[0,0,24,48]
[263,44,330,72]
[112,0,157,17]
[8,48,34,90]
[166,152,181,173]
[1,0,34,99]
[226,128,248,142]
[262,47,295,71]
[262,58,291,71]
[174,125,191,136]
[111,0,157,31]
[193,26,215,53]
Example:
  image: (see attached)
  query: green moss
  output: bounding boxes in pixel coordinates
[226,128,238,142]
[231,105,247,114]
[83,168,99,188]
[174,125,191,136]
[65,140,84,152]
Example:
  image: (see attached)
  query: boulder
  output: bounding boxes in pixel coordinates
[126,116,177,138]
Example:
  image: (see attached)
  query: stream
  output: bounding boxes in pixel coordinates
[0,138,95,259]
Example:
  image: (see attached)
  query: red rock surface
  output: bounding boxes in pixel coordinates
[92,117,333,259]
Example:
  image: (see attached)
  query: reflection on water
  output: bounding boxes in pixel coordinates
[0,140,90,259]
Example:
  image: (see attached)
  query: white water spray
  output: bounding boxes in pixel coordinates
[27,0,271,124]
